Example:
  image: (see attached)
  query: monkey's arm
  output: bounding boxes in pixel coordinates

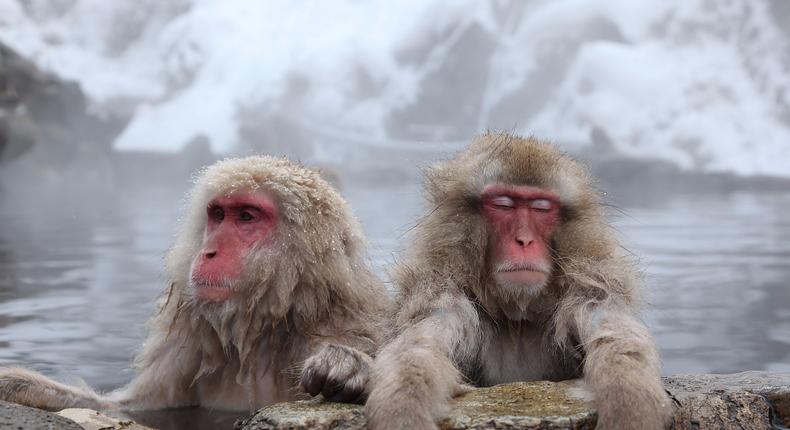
[300,311,384,404]
[0,325,197,412]
[575,305,673,430]
[0,366,109,411]
[110,331,199,410]
[365,291,480,430]
[300,288,388,404]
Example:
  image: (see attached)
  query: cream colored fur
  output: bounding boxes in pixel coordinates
[0,156,388,412]
[366,133,672,430]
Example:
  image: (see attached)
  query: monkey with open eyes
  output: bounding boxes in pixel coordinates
[365,133,672,430]
[0,156,387,412]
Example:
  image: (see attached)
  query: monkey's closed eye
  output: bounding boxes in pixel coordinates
[530,199,552,212]
[490,196,515,209]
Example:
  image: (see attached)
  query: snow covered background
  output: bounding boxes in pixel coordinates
[1,0,789,175]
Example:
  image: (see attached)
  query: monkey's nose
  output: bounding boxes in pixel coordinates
[515,237,534,247]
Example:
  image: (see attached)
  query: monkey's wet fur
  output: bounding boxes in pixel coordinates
[0,156,388,412]
[0,134,670,430]
[366,133,671,430]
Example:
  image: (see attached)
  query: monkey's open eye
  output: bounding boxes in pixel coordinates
[490,196,516,209]
[210,206,225,221]
[239,211,254,221]
[530,199,553,212]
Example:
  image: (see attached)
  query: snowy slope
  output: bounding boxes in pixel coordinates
[1,0,788,176]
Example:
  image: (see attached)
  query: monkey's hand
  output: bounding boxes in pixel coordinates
[300,343,371,404]
[593,375,673,430]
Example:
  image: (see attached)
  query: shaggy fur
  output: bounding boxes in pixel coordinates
[0,156,388,412]
[365,133,672,430]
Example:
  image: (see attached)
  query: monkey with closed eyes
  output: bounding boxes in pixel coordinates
[366,133,672,430]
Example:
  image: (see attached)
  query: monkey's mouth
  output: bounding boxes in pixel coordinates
[495,263,550,289]
[496,263,550,274]
[498,268,547,273]
[190,280,234,302]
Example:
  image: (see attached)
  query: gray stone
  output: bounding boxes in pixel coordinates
[238,380,596,430]
[0,400,82,430]
[1,372,784,429]
[670,391,773,430]
[236,399,366,430]
[0,41,127,169]
[437,381,595,430]
[240,372,790,430]
[57,408,154,430]
[665,371,790,429]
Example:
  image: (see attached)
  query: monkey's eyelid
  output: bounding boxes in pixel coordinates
[529,199,553,210]
[489,196,515,208]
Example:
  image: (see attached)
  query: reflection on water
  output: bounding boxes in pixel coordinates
[618,192,790,374]
[0,182,789,427]
[0,186,183,389]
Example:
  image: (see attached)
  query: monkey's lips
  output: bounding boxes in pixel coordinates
[495,264,550,287]
[191,281,234,302]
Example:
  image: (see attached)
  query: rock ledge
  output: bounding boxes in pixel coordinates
[239,372,790,430]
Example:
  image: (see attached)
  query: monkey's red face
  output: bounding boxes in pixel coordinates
[190,191,278,302]
[481,184,559,292]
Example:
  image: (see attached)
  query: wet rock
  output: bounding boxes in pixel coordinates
[0,41,126,170]
[0,112,35,163]
[665,371,790,429]
[438,381,595,430]
[239,372,790,430]
[236,399,366,430]
[0,400,82,429]
[0,43,36,164]
[57,408,154,430]
[670,391,773,430]
[237,380,596,430]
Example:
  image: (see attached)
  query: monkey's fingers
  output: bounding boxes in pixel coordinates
[321,372,366,404]
[299,366,328,397]
[319,377,344,400]
[325,384,364,404]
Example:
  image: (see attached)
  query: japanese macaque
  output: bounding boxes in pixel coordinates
[365,133,672,430]
[0,156,387,412]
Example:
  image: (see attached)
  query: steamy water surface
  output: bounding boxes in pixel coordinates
[0,182,789,426]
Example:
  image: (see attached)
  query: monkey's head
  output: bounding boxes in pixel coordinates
[165,156,373,326]
[416,133,610,320]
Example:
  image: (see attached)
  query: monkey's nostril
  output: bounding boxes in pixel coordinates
[205,251,217,259]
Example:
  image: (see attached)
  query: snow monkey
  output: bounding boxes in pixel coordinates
[0,156,387,412]
[365,133,672,430]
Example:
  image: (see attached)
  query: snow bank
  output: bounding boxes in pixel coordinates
[1,0,788,176]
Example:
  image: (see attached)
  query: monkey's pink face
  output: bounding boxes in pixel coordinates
[190,191,278,302]
[481,184,559,292]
